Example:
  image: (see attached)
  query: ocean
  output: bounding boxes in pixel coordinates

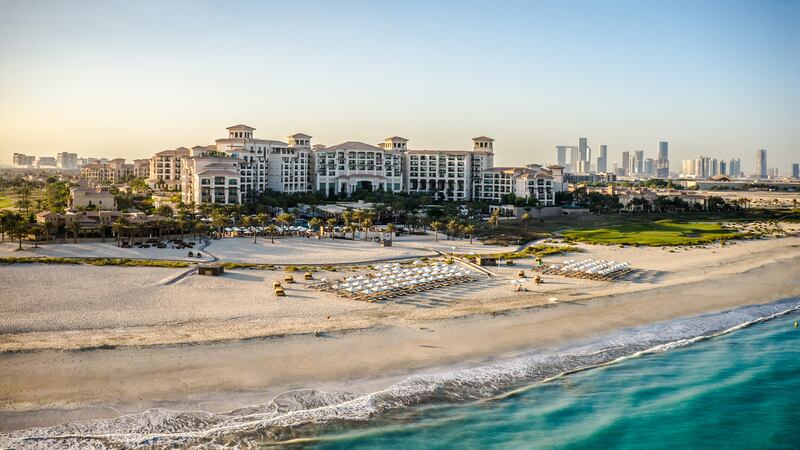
[310,299,800,450]
[2,297,799,449]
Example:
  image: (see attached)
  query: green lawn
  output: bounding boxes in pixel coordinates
[561,221,741,246]
[0,195,13,209]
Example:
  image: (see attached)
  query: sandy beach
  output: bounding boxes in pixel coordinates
[0,234,509,265]
[1,231,799,431]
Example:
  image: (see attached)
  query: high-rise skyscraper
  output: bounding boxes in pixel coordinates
[755,149,767,178]
[597,145,608,173]
[728,158,740,177]
[578,137,589,162]
[621,151,630,175]
[634,150,644,174]
[656,141,669,178]
[556,146,568,167]
[792,163,799,179]
[720,160,727,177]
[644,158,655,177]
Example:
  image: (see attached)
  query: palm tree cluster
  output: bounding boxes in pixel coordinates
[0,210,46,250]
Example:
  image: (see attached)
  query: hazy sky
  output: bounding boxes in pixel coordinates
[1,0,798,172]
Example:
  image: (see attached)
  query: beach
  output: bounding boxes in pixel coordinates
[1,232,800,432]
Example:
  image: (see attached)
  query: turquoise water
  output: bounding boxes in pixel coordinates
[3,299,798,448]
[311,308,800,450]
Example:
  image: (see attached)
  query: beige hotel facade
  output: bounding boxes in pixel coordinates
[142,125,564,207]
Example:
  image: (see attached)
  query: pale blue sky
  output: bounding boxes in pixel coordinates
[1,0,798,172]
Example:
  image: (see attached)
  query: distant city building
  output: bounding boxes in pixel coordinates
[656,141,669,178]
[768,167,779,179]
[56,152,78,169]
[578,137,589,164]
[36,156,57,167]
[597,145,608,173]
[644,158,655,177]
[556,145,569,167]
[728,158,741,178]
[13,153,35,166]
[621,151,630,175]
[755,149,767,179]
[792,163,799,179]
[634,150,644,174]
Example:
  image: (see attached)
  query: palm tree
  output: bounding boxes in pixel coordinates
[176,214,188,241]
[199,204,212,219]
[155,204,173,218]
[430,221,442,242]
[447,219,460,239]
[346,223,357,241]
[98,223,110,243]
[326,218,337,239]
[69,220,81,244]
[135,222,147,245]
[10,220,27,251]
[13,183,32,215]
[276,213,294,234]
[266,224,277,243]
[373,204,388,223]
[242,216,256,243]
[488,211,500,229]
[156,219,171,240]
[352,210,363,230]
[464,224,476,244]
[362,218,373,241]
[211,211,227,235]
[521,212,531,229]
[385,223,395,242]
[405,214,418,233]
[341,210,352,229]
[0,211,11,241]
[256,212,270,241]
[30,224,45,248]
[309,218,322,239]
[194,221,207,241]
[186,201,198,217]
[112,218,127,246]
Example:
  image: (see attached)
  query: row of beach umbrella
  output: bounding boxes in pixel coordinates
[551,259,630,276]
[334,263,472,295]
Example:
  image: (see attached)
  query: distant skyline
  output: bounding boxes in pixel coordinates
[1,0,798,172]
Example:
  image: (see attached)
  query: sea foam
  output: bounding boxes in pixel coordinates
[2,297,798,449]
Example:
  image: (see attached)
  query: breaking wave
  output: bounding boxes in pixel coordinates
[3,297,798,449]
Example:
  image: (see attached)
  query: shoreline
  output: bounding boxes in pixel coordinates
[2,247,799,432]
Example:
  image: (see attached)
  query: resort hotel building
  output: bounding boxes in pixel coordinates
[145,125,564,206]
